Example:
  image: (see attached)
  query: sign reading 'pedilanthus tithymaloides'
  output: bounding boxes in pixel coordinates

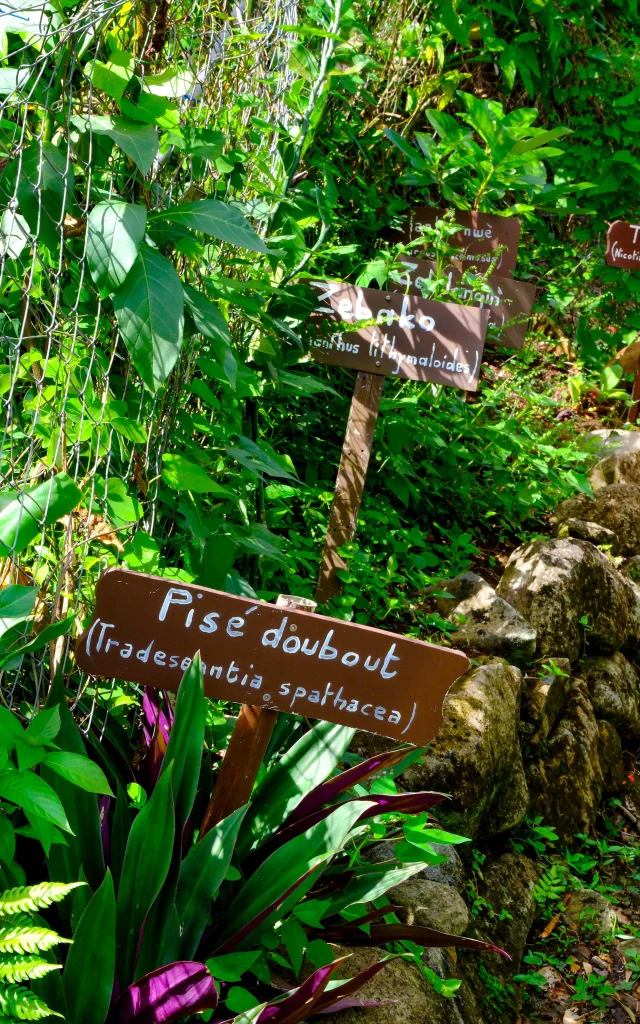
[309,282,489,392]
[606,221,640,269]
[386,209,521,276]
[76,569,469,745]
[391,257,536,351]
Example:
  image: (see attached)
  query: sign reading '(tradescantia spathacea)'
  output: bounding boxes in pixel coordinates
[309,282,489,392]
[76,569,469,745]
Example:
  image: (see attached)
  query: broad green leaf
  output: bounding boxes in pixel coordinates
[149,199,273,254]
[205,951,261,982]
[0,707,24,747]
[161,453,235,496]
[116,765,175,988]
[218,801,371,947]
[0,812,15,864]
[87,201,147,292]
[41,752,112,796]
[0,208,30,257]
[0,614,76,670]
[17,142,73,249]
[160,655,205,839]
[43,674,105,893]
[0,769,72,833]
[176,805,247,959]
[113,246,184,392]
[405,826,470,846]
[72,114,159,176]
[25,707,60,747]
[183,283,232,345]
[226,437,297,481]
[328,863,425,913]
[110,417,147,444]
[63,871,115,1024]
[0,474,82,556]
[119,92,179,130]
[0,585,37,638]
[238,722,355,855]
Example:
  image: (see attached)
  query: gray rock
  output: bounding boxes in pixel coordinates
[387,878,469,935]
[580,652,640,742]
[618,937,640,958]
[598,720,625,795]
[365,841,466,891]
[564,889,616,940]
[315,944,484,1024]
[556,517,618,550]
[620,554,640,583]
[523,665,571,741]
[583,428,640,459]
[497,537,633,662]
[589,448,640,490]
[401,661,529,839]
[431,572,536,665]
[553,484,640,557]
[527,678,605,840]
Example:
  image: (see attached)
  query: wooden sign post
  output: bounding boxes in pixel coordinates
[386,209,522,276]
[76,569,469,828]
[606,221,640,422]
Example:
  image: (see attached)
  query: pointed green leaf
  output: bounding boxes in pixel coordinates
[113,246,185,392]
[149,199,272,254]
[41,753,112,796]
[160,654,205,839]
[0,474,82,557]
[63,871,115,1024]
[73,115,159,176]
[87,201,147,292]
[0,770,72,833]
[24,707,60,747]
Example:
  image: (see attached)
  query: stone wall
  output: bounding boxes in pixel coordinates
[331,436,640,1024]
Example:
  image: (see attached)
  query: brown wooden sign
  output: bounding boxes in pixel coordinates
[309,282,489,392]
[391,257,536,351]
[605,221,640,269]
[76,569,469,746]
[387,209,521,276]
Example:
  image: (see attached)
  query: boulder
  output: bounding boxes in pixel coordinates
[553,484,640,556]
[583,428,640,459]
[598,720,625,795]
[564,889,616,940]
[365,841,466,891]
[314,944,484,1024]
[497,538,633,662]
[401,661,529,839]
[580,652,640,743]
[522,664,571,741]
[589,449,640,490]
[387,878,469,935]
[556,517,618,550]
[526,678,604,840]
[430,573,536,665]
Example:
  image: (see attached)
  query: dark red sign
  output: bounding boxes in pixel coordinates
[387,209,521,276]
[391,257,536,351]
[76,569,469,746]
[605,221,640,269]
[309,282,489,392]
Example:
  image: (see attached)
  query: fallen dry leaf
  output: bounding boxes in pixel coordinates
[582,961,593,977]
[75,508,124,552]
[562,1008,583,1024]
[541,912,562,938]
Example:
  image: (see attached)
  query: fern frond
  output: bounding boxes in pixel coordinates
[0,956,61,984]
[0,983,61,1020]
[0,883,84,917]
[0,917,70,955]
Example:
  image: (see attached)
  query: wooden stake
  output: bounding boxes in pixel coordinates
[198,371,384,835]
[315,370,385,605]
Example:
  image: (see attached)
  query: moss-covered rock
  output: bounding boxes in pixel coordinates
[553,484,640,556]
[401,660,528,839]
[387,878,469,935]
[497,537,632,662]
[581,652,640,742]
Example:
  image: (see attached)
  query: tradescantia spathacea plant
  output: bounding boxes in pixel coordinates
[4,658,507,1023]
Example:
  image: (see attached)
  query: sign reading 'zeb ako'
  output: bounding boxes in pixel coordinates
[76,569,469,746]
[392,257,536,351]
[386,209,522,276]
[309,282,489,392]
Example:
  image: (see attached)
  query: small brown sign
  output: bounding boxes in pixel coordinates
[391,257,536,351]
[76,569,469,746]
[387,209,521,276]
[605,221,640,269]
[309,282,489,392]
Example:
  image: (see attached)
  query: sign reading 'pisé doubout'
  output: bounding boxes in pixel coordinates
[309,282,489,392]
[76,569,469,745]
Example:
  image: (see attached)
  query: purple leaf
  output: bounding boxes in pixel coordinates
[317,923,510,958]
[111,960,217,1024]
[287,748,417,826]
[251,792,448,869]
[136,689,173,790]
[256,958,348,1024]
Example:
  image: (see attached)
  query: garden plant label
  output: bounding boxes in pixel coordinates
[309,281,489,391]
[606,221,640,269]
[387,208,521,275]
[77,568,469,745]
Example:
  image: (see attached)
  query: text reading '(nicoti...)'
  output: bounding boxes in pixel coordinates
[76,569,469,745]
